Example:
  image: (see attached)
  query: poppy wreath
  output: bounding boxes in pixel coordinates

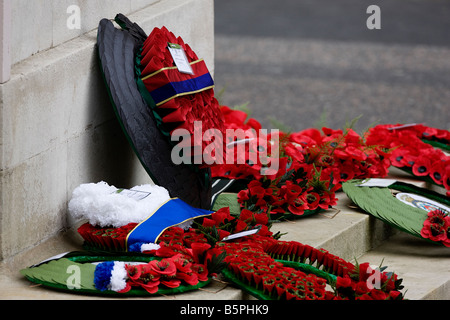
[421,209,450,246]
[366,124,450,196]
[342,179,450,247]
[212,107,392,220]
[91,247,214,295]
[25,225,405,299]
[67,205,406,299]
[20,252,212,297]
[135,26,226,165]
[77,206,273,253]
[219,235,404,300]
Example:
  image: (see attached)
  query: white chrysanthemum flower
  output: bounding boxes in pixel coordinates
[68,182,171,228]
[140,243,161,252]
[109,262,128,292]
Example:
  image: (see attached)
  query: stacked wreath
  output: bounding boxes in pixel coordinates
[366,124,450,196]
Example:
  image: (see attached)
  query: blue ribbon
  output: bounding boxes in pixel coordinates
[149,73,214,106]
[126,198,213,251]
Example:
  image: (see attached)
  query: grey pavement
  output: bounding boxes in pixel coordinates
[214,0,450,134]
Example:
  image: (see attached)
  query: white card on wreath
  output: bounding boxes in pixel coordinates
[168,43,194,75]
[356,178,397,188]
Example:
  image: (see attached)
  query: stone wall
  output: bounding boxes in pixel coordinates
[0,0,215,261]
[11,0,160,65]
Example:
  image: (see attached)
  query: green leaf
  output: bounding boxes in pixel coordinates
[206,251,228,275]
[21,258,96,290]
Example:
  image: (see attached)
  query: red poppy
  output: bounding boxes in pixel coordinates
[212,207,234,225]
[421,220,447,242]
[192,263,209,282]
[421,125,450,141]
[160,276,181,288]
[345,146,367,162]
[257,225,273,237]
[149,259,177,276]
[427,209,447,226]
[127,264,161,293]
[171,254,193,273]
[344,128,363,144]
[390,148,410,168]
[239,209,254,223]
[306,192,321,210]
[443,164,450,191]
[265,156,289,180]
[287,194,308,215]
[383,273,398,292]
[430,161,445,184]
[220,105,262,132]
[182,232,207,248]
[357,293,374,300]
[388,290,403,300]
[358,262,373,282]
[336,275,354,290]
[202,217,217,228]
[421,209,448,242]
[288,132,319,147]
[274,281,287,297]
[155,242,179,257]
[319,127,339,140]
[176,271,198,286]
[190,242,211,263]
[314,249,328,267]
[370,289,387,300]
[262,276,277,294]
[282,180,302,203]
[254,212,269,225]
[237,189,250,202]
[239,265,256,283]
[317,191,338,210]
[354,281,370,295]
[218,229,231,240]
[139,280,160,294]
[284,143,305,163]
[442,225,450,247]
[248,180,267,198]
[125,264,142,281]
[234,220,249,233]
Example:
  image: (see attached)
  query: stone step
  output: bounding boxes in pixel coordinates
[357,232,450,300]
[271,192,450,300]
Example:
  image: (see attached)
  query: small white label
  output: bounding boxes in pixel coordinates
[387,123,421,131]
[227,138,255,148]
[221,226,261,242]
[32,252,70,267]
[116,189,151,201]
[168,43,194,75]
[356,178,397,188]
